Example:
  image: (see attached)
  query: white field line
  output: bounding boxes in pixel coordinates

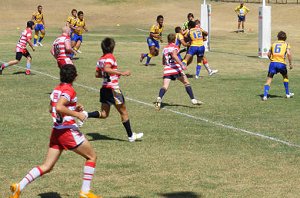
[1,62,300,148]
[135,28,148,32]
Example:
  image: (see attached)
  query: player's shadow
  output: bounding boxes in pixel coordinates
[258,94,283,99]
[71,57,80,60]
[159,191,202,198]
[38,192,62,198]
[86,132,126,142]
[143,63,156,66]
[117,196,140,198]
[156,102,197,109]
[13,71,35,75]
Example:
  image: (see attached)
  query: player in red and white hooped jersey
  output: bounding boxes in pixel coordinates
[50,26,76,68]
[9,65,102,198]
[0,21,35,75]
[83,38,143,142]
[154,33,203,110]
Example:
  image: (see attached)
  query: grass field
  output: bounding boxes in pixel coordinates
[1,0,300,197]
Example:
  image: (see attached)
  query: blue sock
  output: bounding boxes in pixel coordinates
[185,85,195,99]
[159,88,166,99]
[145,54,152,65]
[38,37,43,42]
[34,38,37,45]
[283,79,289,95]
[264,85,270,97]
[26,62,31,70]
[196,65,202,76]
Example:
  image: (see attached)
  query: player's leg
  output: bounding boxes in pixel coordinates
[37,28,45,46]
[203,56,218,76]
[182,54,192,66]
[195,55,204,79]
[0,53,22,74]
[281,69,293,98]
[241,21,245,32]
[33,28,39,46]
[145,46,156,66]
[10,148,62,198]
[155,78,171,110]
[141,38,155,66]
[72,139,101,197]
[115,103,143,142]
[178,74,203,105]
[24,51,32,75]
[74,36,83,53]
[263,76,273,101]
[237,17,241,32]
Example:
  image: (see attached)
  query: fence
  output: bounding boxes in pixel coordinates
[219,0,299,3]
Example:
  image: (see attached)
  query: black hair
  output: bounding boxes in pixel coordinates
[277,31,287,41]
[101,37,115,54]
[27,21,35,29]
[157,15,164,21]
[60,64,77,83]
[167,33,176,43]
[78,11,84,16]
[188,20,196,29]
[37,5,42,8]
[187,13,194,18]
[71,9,77,13]
[175,26,181,33]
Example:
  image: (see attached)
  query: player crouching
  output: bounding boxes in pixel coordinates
[155,33,203,110]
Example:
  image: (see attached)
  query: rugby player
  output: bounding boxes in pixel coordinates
[32,5,46,46]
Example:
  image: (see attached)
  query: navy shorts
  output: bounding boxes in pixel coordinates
[163,73,182,81]
[147,37,160,49]
[35,24,45,31]
[187,46,205,57]
[72,33,83,42]
[100,87,125,106]
[238,15,245,22]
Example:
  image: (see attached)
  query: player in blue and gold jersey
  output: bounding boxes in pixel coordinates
[71,11,88,54]
[66,9,78,37]
[262,31,293,101]
[140,15,164,66]
[32,5,45,46]
[234,1,250,32]
[182,21,208,78]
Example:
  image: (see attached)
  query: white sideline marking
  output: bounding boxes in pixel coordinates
[1,62,300,148]
[136,28,148,32]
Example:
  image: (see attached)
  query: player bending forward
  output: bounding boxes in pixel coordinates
[83,38,143,142]
[262,31,293,101]
[155,33,203,110]
[9,65,102,198]
[0,21,35,75]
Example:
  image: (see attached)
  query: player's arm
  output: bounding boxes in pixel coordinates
[104,63,131,76]
[95,67,103,78]
[27,37,35,51]
[234,7,240,15]
[56,96,87,121]
[150,32,161,40]
[50,45,55,57]
[171,50,186,70]
[42,16,45,27]
[83,21,88,32]
[162,54,166,65]
[32,14,35,22]
[287,48,292,69]
[65,39,76,54]
[180,38,190,47]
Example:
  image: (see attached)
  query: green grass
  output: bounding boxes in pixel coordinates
[1,2,300,198]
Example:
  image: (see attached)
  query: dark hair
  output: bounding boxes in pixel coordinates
[195,19,200,25]
[188,20,196,29]
[167,33,176,43]
[277,31,287,41]
[78,11,84,16]
[27,21,35,29]
[157,15,164,21]
[37,5,42,9]
[60,64,77,83]
[175,26,181,33]
[101,37,115,54]
[187,13,194,18]
[71,9,77,13]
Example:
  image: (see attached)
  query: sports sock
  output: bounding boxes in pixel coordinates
[87,111,100,118]
[196,64,202,77]
[26,62,31,70]
[185,85,195,99]
[34,35,38,45]
[1,63,8,69]
[38,35,44,43]
[19,166,43,191]
[81,162,96,193]
[158,88,166,99]
[264,84,270,97]
[283,78,289,95]
[145,53,153,65]
[182,59,187,66]
[122,119,133,137]
[204,63,212,73]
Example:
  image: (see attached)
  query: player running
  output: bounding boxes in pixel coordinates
[0,21,35,75]
[9,64,102,198]
[83,38,143,142]
[32,5,46,46]
[234,1,250,33]
[262,31,293,101]
[140,15,164,66]
[182,21,207,79]
[66,9,78,37]
[155,33,203,110]
[71,11,88,54]
[51,26,76,68]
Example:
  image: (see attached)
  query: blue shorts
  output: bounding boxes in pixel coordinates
[72,33,83,42]
[35,24,45,31]
[187,46,205,57]
[268,62,287,76]
[147,37,160,49]
[238,16,245,22]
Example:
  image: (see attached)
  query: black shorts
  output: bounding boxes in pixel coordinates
[100,87,125,106]
[16,49,31,61]
[163,73,182,81]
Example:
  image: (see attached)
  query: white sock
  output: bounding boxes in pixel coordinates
[19,167,43,191]
[81,162,96,193]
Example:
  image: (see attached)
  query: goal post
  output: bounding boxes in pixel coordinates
[258,0,271,58]
[201,0,211,51]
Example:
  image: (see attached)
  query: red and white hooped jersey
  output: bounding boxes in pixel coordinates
[52,33,71,60]
[50,83,78,129]
[163,43,182,76]
[96,53,120,89]
[16,28,32,53]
